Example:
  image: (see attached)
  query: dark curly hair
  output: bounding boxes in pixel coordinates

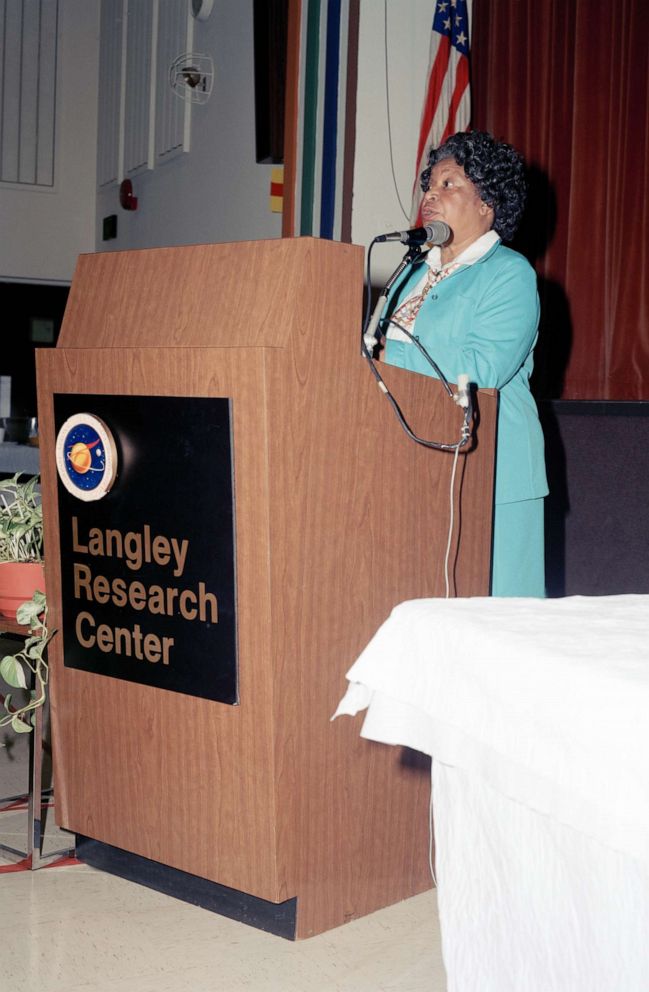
[419,131,527,242]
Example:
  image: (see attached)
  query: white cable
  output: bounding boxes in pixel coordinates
[444,442,462,597]
[384,0,411,222]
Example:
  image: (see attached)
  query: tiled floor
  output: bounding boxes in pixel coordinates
[0,715,448,992]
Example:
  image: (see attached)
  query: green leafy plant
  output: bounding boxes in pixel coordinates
[0,475,51,735]
[0,590,52,733]
[0,474,44,563]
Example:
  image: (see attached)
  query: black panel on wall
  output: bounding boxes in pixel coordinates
[0,282,69,417]
[541,401,649,597]
[253,0,289,163]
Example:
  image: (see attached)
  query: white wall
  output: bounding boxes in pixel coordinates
[97,0,434,264]
[352,0,433,282]
[0,0,100,284]
[95,0,282,253]
[0,0,433,284]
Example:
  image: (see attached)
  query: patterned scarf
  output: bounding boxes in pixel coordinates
[390,261,461,335]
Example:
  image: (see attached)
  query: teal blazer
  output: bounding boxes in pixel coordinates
[383,239,548,506]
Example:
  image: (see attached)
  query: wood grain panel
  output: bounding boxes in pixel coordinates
[37,238,497,937]
[257,245,496,935]
[57,238,360,351]
[37,347,283,898]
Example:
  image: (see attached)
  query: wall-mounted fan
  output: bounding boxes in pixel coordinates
[169,52,214,104]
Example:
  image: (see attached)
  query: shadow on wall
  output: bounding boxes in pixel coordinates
[513,163,573,402]
[511,164,576,596]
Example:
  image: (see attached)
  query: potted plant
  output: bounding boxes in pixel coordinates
[0,590,52,733]
[0,473,45,618]
[0,474,52,733]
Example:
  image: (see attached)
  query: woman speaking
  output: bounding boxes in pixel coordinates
[383,131,547,597]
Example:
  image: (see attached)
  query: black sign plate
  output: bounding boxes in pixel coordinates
[54,394,238,704]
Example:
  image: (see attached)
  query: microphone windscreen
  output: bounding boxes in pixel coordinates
[424,221,451,245]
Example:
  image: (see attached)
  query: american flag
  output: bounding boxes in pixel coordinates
[410,0,471,225]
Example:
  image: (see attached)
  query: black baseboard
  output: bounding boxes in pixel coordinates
[75,835,298,940]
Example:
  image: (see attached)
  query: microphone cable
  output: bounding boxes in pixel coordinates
[361,240,473,452]
[362,238,473,600]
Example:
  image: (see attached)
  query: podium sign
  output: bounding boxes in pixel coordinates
[54,393,238,704]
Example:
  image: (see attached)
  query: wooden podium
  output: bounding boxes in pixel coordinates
[36,237,497,938]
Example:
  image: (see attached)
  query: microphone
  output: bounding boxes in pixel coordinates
[375,221,451,246]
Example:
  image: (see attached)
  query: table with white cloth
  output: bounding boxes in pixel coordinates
[334,596,649,992]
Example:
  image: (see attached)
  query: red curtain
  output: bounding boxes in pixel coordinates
[471,0,649,399]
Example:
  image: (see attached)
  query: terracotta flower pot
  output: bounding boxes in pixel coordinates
[0,561,46,619]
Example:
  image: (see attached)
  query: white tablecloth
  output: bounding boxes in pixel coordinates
[334,596,649,991]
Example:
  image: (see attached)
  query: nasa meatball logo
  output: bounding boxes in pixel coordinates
[56,414,118,501]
